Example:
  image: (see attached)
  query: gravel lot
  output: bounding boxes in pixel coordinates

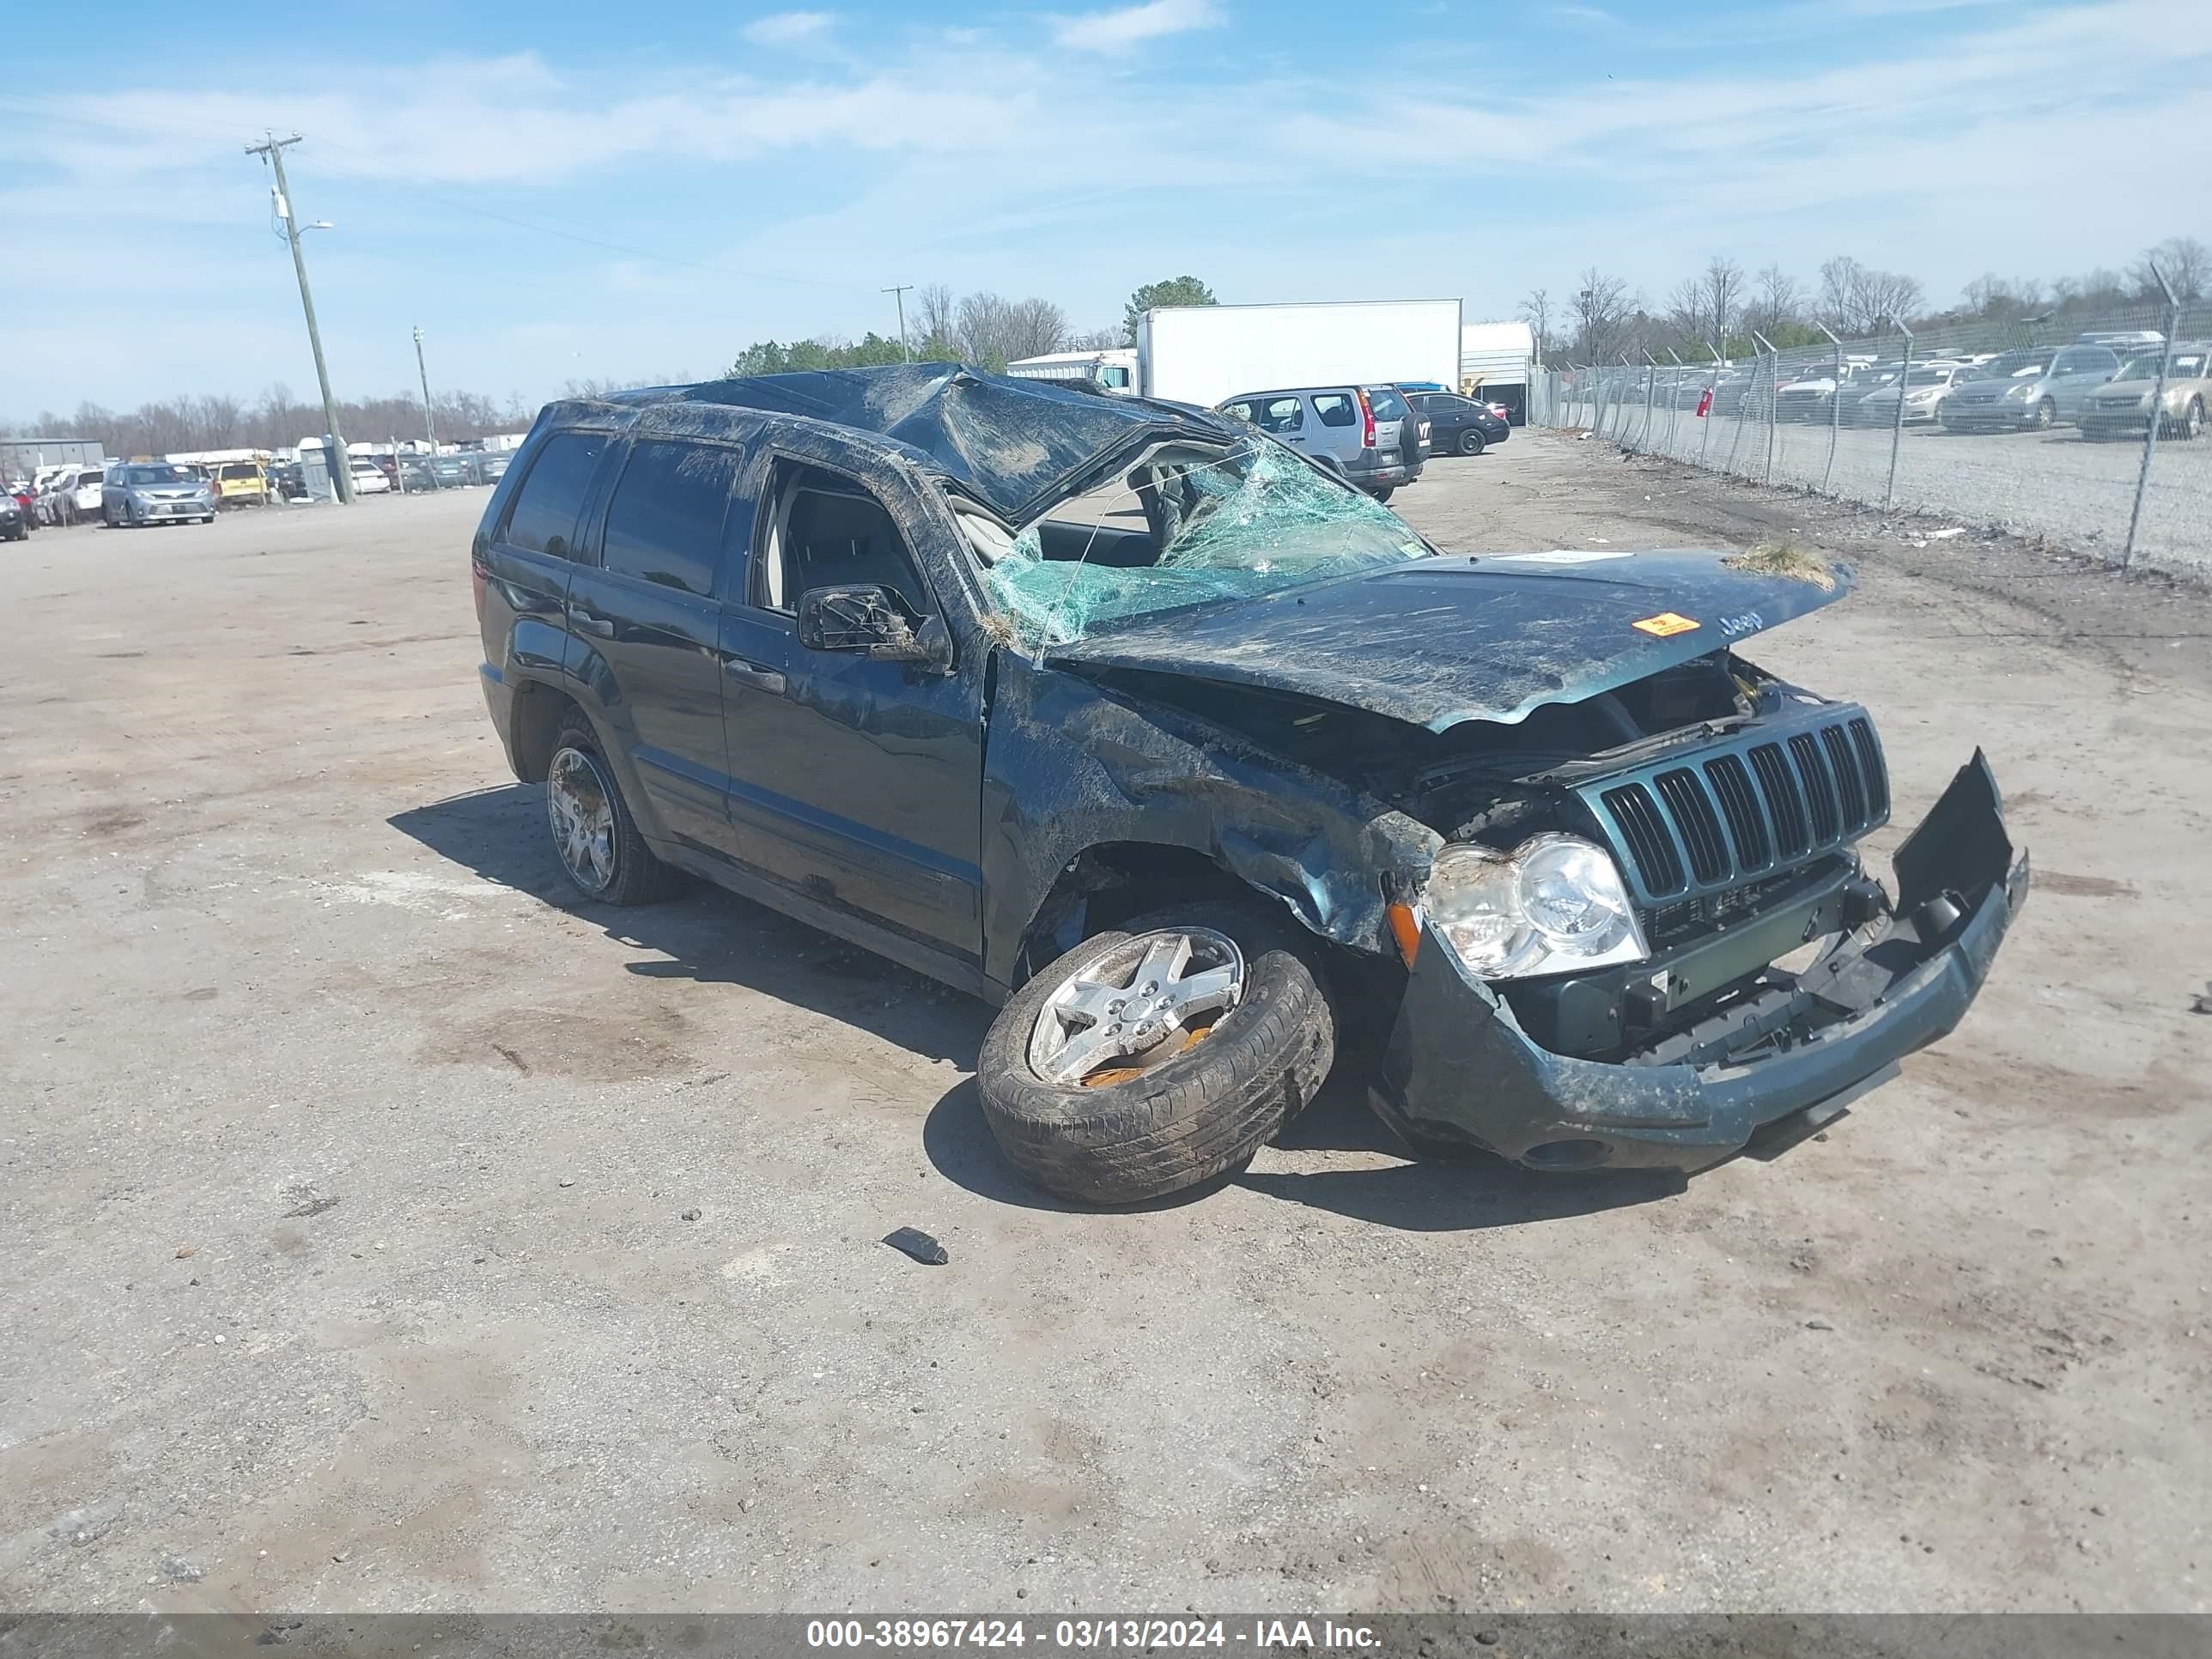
[3,439,2208,1616]
[1571,394,2212,579]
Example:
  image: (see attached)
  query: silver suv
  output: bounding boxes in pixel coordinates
[1217,384,1427,501]
[1941,343,2122,432]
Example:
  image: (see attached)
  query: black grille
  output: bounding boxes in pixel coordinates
[1820,724,1867,828]
[1849,717,1887,817]
[1703,753,1770,869]
[1655,769,1729,884]
[1601,783,1686,896]
[1749,743,1809,855]
[1600,718,1890,901]
[1789,732,1841,842]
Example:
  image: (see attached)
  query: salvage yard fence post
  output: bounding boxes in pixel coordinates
[1700,339,1722,469]
[1816,322,1843,495]
[1883,318,1914,513]
[2123,264,2179,570]
[1751,331,1778,485]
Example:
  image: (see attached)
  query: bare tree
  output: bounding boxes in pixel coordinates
[953,291,1014,367]
[1698,257,1744,348]
[1067,326,1123,350]
[1664,276,1708,344]
[1820,254,1923,335]
[1570,267,1637,362]
[1005,297,1070,362]
[2132,236,2210,302]
[1517,287,1555,357]
[914,282,957,350]
[1745,264,1802,337]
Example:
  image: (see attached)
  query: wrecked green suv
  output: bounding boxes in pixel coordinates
[472,365,2027,1204]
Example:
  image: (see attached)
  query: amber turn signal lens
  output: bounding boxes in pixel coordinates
[1387,902,1422,968]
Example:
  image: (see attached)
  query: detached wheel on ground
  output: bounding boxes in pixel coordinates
[545,720,684,905]
[1458,428,1486,457]
[976,900,1336,1205]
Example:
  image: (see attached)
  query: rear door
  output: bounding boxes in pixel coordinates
[562,434,751,858]
[477,425,613,745]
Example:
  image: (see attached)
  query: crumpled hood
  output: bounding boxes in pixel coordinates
[1045,548,1852,733]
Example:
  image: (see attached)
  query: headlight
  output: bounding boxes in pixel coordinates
[1424,833,1649,980]
[2005,383,2035,399]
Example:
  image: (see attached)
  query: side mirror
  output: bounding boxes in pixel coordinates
[797,585,953,672]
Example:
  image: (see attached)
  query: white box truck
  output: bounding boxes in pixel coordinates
[1005,349,1138,391]
[1136,299,1463,407]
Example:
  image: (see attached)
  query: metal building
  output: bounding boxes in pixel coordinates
[1460,321,1536,424]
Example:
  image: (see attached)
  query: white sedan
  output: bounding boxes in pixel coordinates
[1854,362,1972,425]
[349,459,392,495]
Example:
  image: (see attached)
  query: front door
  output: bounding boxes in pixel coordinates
[562,434,750,857]
[715,447,986,964]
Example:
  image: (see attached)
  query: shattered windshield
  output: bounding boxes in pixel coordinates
[963,434,1432,650]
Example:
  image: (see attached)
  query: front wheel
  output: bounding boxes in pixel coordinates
[2028,399,2055,431]
[545,723,684,905]
[976,901,1336,1205]
[1458,428,1486,457]
[2179,399,2206,441]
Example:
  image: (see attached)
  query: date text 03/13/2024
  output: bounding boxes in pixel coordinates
[804,1618,1382,1650]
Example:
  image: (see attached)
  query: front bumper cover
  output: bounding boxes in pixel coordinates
[1371,752,2028,1173]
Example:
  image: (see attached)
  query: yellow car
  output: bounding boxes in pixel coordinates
[212,460,272,507]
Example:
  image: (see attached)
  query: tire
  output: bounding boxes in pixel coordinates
[545,720,684,905]
[2029,399,2055,431]
[1370,486,1395,503]
[976,900,1336,1205]
[2181,399,2205,441]
[1457,428,1486,458]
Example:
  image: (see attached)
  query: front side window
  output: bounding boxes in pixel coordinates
[1101,366,1130,388]
[599,440,743,598]
[502,431,608,560]
[1257,396,1304,434]
[757,462,929,620]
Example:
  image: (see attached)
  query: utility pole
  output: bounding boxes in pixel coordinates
[882,284,913,361]
[247,132,351,503]
[412,325,437,453]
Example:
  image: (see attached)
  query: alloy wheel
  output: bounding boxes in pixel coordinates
[1027,929,1245,1086]
[546,745,618,895]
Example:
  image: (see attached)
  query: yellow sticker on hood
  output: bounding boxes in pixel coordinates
[1632,611,1701,638]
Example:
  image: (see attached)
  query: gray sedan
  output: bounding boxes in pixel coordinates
[103,462,216,526]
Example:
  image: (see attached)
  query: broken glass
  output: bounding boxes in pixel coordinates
[973,435,1432,650]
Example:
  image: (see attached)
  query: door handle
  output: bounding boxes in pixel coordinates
[720,654,786,695]
[567,606,614,638]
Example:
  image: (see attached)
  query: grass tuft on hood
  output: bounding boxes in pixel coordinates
[1723,539,1838,590]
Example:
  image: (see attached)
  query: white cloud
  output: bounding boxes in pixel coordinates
[739,10,836,46]
[1053,0,1224,55]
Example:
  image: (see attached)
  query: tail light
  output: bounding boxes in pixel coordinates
[1355,386,1376,450]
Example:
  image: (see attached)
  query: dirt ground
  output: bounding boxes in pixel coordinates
[3,437,2206,1616]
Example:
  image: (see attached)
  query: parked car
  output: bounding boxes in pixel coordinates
[102,461,216,526]
[465,451,512,486]
[1940,343,2121,431]
[1217,383,1425,500]
[470,363,2025,1205]
[2075,343,2210,441]
[0,491,27,542]
[1851,362,1973,426]
[211,460,272,507]
[42,465,107,524]
[349,458,392,495]
[1406,391,1510,457]
[1777,362,1899,422]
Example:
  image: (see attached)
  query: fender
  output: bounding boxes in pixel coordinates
[979,653,1440,987]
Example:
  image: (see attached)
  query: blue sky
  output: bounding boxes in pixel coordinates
[3,0,2208,416]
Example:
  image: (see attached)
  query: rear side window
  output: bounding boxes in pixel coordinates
[1311,394,1357,428]
[502,431,607,559]
[599,439,743,599]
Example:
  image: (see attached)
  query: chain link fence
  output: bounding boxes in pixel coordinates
[1534,299,2212,577]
